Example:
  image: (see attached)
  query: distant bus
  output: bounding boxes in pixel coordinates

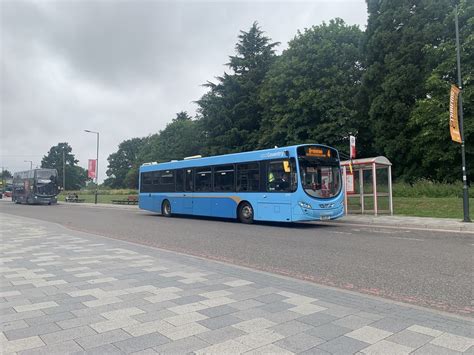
[12,169,59,205]
[138,144,344,223]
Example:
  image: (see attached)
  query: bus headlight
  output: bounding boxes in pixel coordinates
[298,201,312,209]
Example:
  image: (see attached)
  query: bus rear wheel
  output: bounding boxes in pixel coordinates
[238,202,254,224]
[161,200,172,217]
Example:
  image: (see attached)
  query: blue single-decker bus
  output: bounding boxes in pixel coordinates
[138,144,344,223]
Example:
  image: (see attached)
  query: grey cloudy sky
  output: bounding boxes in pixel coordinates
[1,0,367,182]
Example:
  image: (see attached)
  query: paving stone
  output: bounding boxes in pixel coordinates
[198,314,242,330]
[332,314,375,330]
[75,328,131,349]
[159,322,209,340]
[227,299,266,311]
[360,339,414,354]
[57,314,106,329]
[369,317,413,333]
[196,325,246,344]
[232,306,273,321]
[321,305,357,318]
[305,323,352,340]
[133,309,176,322]
[198,304,236,318]
[75,343,122,354]
[123,319,175,337]
[298,312,338,327]
[253,293,287,304]
[164,311,208,326]
[153,335,210,354]
[5,322,62,341]
[299,346,332,355]
[430,332,474,352]
[316,335,369,354]
[0,334,45,353]
[40,325,97,344]
[172,295,207,305]
[18,339,83,355]
[232,317,276,333]
[113,332,170,353]
[346,325,393,344]
[0,319,29,332]
[411,343,464,355]
[264,310,301,324]
[130,349,159,355]
[386,329,433,348]
[258,301,294,313]
[275,332,325,353]
[195,339,252,354]
[14,301,58,313]
[270,320,313,337]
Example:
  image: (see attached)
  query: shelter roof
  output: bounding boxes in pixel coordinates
[341,156,391,167]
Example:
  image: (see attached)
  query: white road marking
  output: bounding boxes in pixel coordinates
[388,236,425,242]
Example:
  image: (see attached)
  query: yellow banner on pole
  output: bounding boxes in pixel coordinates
[449,84,462,143]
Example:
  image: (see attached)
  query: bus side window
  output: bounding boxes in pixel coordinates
[195,167,212,192]
[236,163,259,192]
[141,172,153,193]
[214,165,234,192]
[160,170,175,192]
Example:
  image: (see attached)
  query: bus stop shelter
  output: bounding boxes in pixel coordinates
[341,156,393,216]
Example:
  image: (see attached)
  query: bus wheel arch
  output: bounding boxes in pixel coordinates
[161,199,172,217]
[237,201,254,224]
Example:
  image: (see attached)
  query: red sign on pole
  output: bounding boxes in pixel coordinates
[350,135,356,159]
[88,159,97,179]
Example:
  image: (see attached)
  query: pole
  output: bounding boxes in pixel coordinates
[62,149,66,191]
[95,132,99,205]
[455,5,470,222]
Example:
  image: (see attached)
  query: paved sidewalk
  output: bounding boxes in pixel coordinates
[331,215,474,233]
[1,213,473,354]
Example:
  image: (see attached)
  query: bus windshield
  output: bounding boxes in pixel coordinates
[297,146,341,199]
[35,170,58,196]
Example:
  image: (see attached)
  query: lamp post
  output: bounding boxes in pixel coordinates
[24,160,33,170]
[84,130,99,204]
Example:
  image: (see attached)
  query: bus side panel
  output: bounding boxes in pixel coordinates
[139,193,155,212]
[192,194,212,216]
[255,193,292,222]
[211,197,238,219]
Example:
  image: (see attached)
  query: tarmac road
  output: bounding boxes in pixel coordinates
[1,201,473,316]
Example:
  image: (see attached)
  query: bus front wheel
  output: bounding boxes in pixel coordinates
[161,200,172,217]
[238,202,254,224]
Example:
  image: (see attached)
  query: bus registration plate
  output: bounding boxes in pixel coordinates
[320,215,331,221]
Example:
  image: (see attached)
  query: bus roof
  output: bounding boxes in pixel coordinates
[140,144,337,172]
[13,168,57,176]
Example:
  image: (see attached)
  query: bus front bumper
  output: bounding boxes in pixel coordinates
[294,203,344,221]
[34,196,57,204]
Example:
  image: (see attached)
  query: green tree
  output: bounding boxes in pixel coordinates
[139,112,204,163]
[1,169,12,179]
[197,22,279,154]
[258,18,363,153]
[407,0,473,182]
[362,0,458,178]
[105,137,145,188]
[41,143,88,190]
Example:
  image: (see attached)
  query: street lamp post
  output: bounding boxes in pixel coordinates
[24,160,33,170]
[84,130,99,204]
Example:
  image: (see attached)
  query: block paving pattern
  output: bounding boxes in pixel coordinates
[0,213,473,354]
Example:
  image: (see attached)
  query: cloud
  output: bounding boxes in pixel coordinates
[1,0,367,181]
